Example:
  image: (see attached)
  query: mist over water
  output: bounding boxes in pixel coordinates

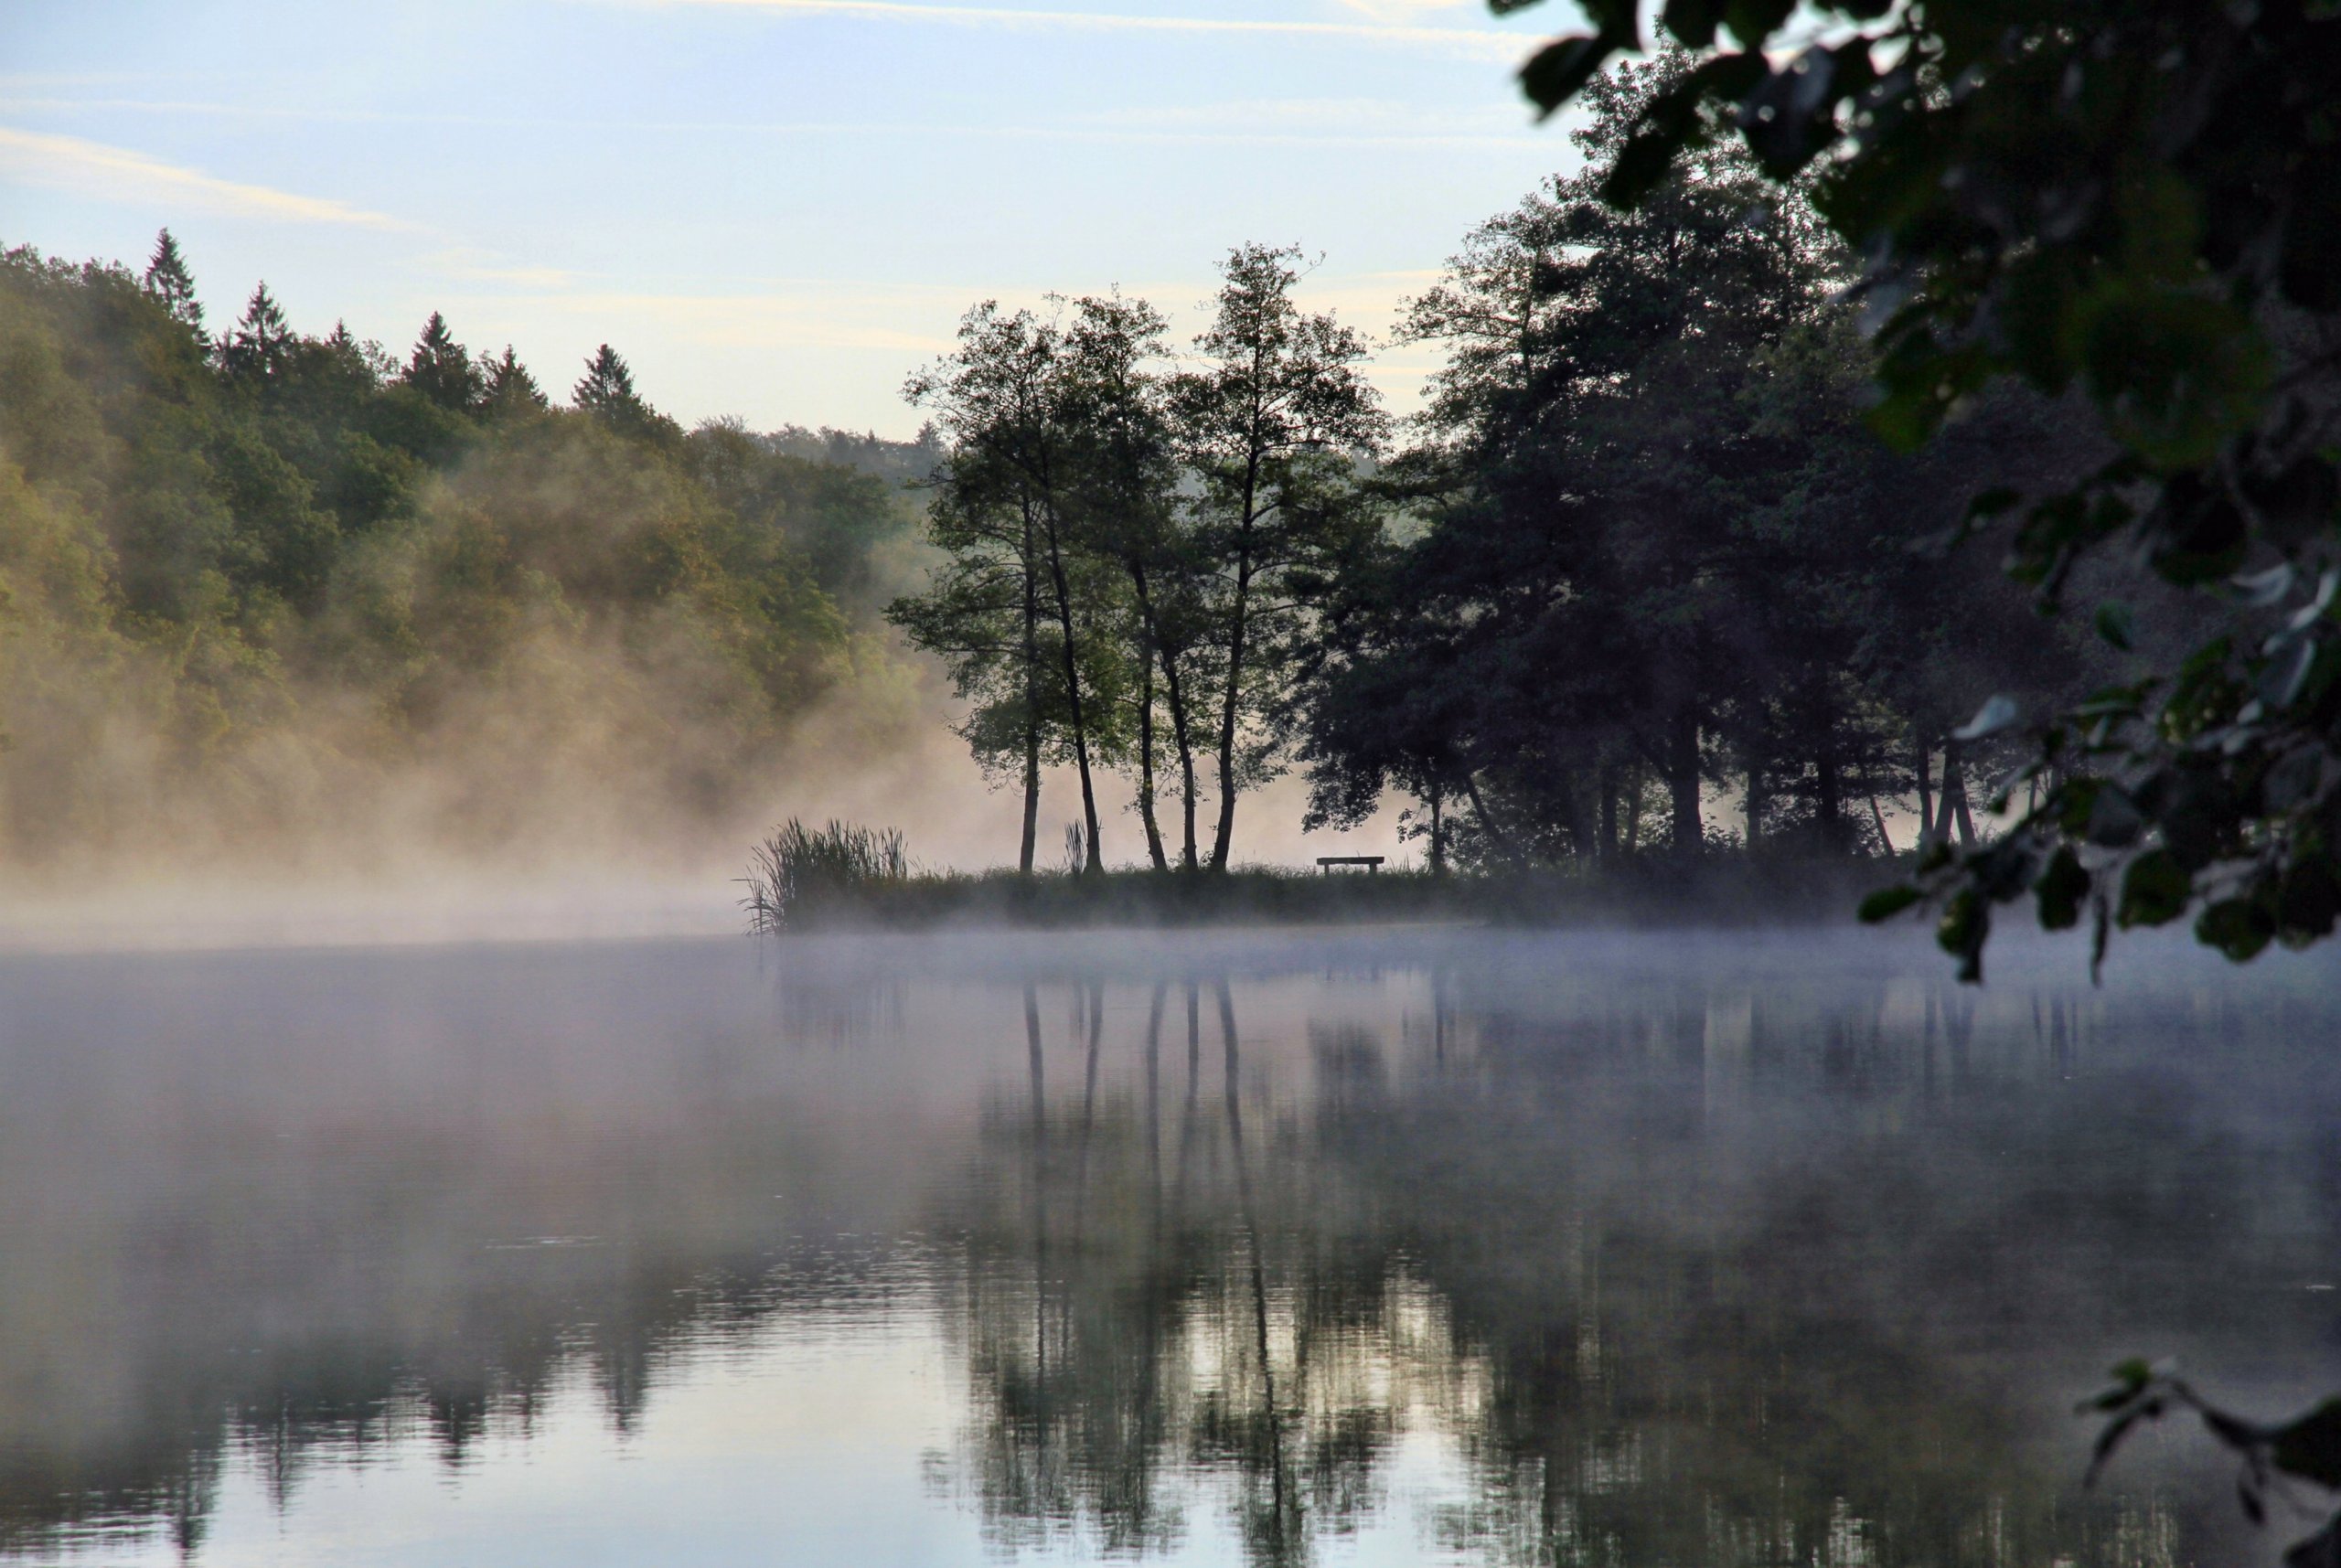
[0,927,2335,1566]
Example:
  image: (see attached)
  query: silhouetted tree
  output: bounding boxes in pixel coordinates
[401,312,482,413]
[141,229,201,333]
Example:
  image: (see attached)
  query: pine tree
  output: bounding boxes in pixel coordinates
[481,346,549,416]
[142,229,203,333]
[572,344,679,443]
[401,311,483,412]
[218,283,294,382]
[572,344,640,419]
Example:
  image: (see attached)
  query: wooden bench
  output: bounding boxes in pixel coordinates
[1316,856,1385,875]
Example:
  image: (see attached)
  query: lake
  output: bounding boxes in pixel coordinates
[1,927,2336,1566]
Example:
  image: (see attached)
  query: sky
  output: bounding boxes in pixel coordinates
[1,0,1590,438]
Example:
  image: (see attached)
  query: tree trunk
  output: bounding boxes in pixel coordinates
[1815,744,1845,851]
[1938,746,1977,848]
[1913,731,1935,851]
[1464,772,1529,869]
[1160,644,1200,869]
[1598,762,1619,861]
[1427,784,1446,877]
[1018,502,1042,877]
[1209,551,1253,871]
[1667,706,1703,857]
[1042,511,1104,876]
[1209,454,1265,873]
[1135,649,1167,870]
[1128,567,1168,871]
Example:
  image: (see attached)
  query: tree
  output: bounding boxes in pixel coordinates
[895,304,1125,875]
[141,229,202,334]
[1171,245,1385,871]
[1056,293,1187,870]
[1318,60,1848,865]
[1502,0,2341,977]
[572,344,678,446]
[480,346,549,418]
[402,312,483,413]
[217,283,294,384]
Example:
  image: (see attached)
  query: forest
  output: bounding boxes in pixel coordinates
[0,235,930,872]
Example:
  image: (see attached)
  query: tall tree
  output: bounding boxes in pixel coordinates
[402,312,483,413]
[480,346,549,417]
[1057,293,1183,870]
[572,344,678,445]
[218,283,294,385]
[141,229,202,333]
[1171,245,1385,870]
[896,304,1122,875]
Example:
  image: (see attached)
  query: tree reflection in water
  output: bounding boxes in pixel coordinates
[0,934,2331,1564]
[928,946,2336,1568]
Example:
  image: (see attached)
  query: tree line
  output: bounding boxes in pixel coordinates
[0,236,923,864]
[889,58,2143,879]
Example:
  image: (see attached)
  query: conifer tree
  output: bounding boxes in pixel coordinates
[401,311,483,412]
[481,346,548,416]
[573,344,640,419]
[141,229,203,333]
[572,343,677,443]
[218,283,294,383]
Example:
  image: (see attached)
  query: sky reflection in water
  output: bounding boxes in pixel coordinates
[0,928,2336,1566]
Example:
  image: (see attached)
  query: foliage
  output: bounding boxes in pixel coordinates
[890,257,1383,875]
[0,236,914,869]
[1294,56,2101,880]
[1496,0,2341,976]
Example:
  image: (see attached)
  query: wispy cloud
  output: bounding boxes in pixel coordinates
[421,250,583,289]
[615,0,1532,59]
[0,95,1545,150]
[0,126,413,229]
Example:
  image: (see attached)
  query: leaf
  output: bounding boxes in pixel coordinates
[2118,848,2191,928]
[2272,1399,2341,1489]
[2036,847,2090,931]
[1859,884,1923,923]
[1658,0,1727,48]
[1520,34,1620,116]
[2084,785,2145,848]
[2280,154,2341,312]
[1937,888,1988,982]
[1601,52,1767,205]
[1953,694,2021,741]
[2283,1515,2341,1568]
[2094,601,2135,650]
[2278,858,2341,943]
[2196,897,2274,962]
[2079,284,2272,474]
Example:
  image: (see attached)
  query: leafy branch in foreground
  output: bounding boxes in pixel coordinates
[1499,0,2341,977]
[2085,1360,2341,1566]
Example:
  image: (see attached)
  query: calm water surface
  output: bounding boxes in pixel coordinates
[1,927,2337,1566]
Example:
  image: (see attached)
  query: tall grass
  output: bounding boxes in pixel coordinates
[740,818,910,933]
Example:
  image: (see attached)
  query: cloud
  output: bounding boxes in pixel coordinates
[0,126,413,229]
[420,250,583,290]
[616,0,1531,60]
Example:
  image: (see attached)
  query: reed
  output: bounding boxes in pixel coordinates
[739,818,911,933]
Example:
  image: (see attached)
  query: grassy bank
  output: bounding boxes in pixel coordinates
[740,825,1903,933]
